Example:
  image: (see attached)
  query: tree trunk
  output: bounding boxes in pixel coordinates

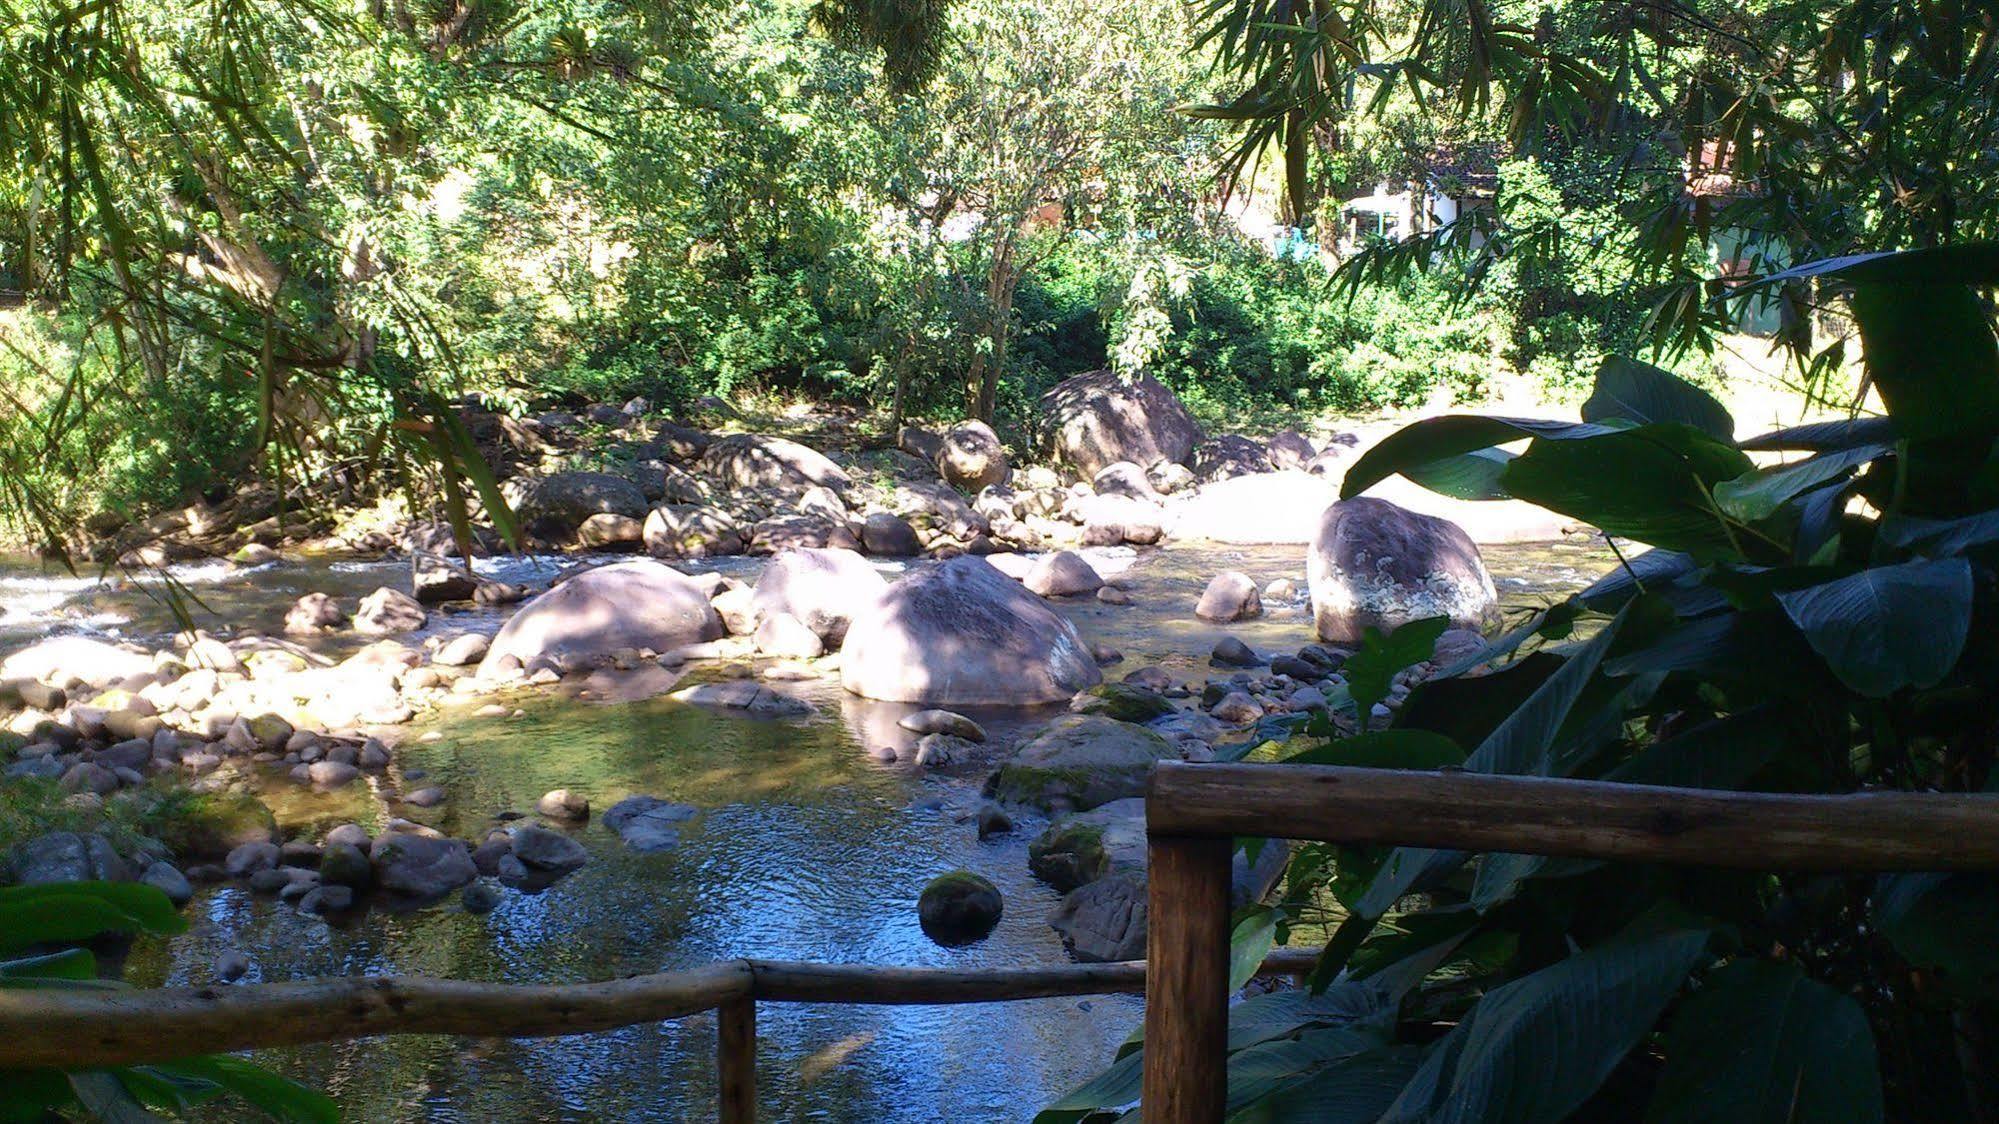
[970,228,1022,421]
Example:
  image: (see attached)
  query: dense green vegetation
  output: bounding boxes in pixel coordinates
[11,0,1946,547]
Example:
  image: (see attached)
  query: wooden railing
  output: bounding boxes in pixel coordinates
[14,762,1999,1121]
[1138,762,1999,1123]
[0,947,1321,1120]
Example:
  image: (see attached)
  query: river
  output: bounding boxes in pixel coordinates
[0,539,1613,1121]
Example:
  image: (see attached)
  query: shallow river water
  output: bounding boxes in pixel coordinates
[0,539,1612,1122]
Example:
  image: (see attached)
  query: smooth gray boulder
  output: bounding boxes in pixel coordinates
[860,512,923,557]
[643,504,745,560]
[840,556,1102,707]
[9,831,132,884]
[1309,496,1497,644]
[1191,434,1271,482]
[512,471,648,540]
[1266,429,1317,471]
[480,560,723,674]
[750,548,886,645]
[603,796,699,852]
[701,433,850,496]
[937,421,1009,492]
[1023,551,1103,598]
[1040,369,1202,478]
[985,714,1173,810]
[1195,571,1262,622]
[370,833,477,902]
[354,587,427,635]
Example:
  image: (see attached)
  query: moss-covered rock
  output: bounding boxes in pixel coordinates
[1027,797,1147,892]
[137,789,279,860]
[917,870,1003,945]
[985,714,1176,812]
[1069,682,1174,723]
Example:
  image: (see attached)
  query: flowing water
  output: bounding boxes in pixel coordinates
[0,539,1613,1122]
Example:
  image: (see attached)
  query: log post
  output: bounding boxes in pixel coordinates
[1141,834,1233,1124]
[718,995,757,1123]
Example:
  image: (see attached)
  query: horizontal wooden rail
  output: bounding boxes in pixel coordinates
[1146,762,1999,871]
[1141,761,1999,1123]
[0,950,1323,1071]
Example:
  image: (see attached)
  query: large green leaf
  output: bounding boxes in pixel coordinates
[1340,415,1623,499]
[1648,960,1882,1124]
[1379,926,1711,1124]
[1582,357,1734,441]
[1577,549,1697,612]
[1879,508,1999,555]
[1352,609,1627,921]
[1848,282,1999,445]
[1225,1026,1392,1115]
[1774,559,1973,696]
[0,881,185,935]
[1711,443,1889,523]
[1399,448,1515,501]
[1341,616,1449,713]
[1736,244,1999,291]
[1873,873,1999,999]
[1229,1045,1424,1124]
[1499,426,1754,559]
[1606,705,1791,790]
[1737,417,1897,453]
[143,1057,338,1124]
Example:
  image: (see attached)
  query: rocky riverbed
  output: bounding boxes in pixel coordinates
[0,375,1615,1120]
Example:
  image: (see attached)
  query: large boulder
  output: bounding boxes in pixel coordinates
[1040,369,1201,479]
[1076,494,1165,546]
[841,555,1103,707]
[1191,435,1272,482]
[0,637,153,689]
[480,560,724,674]
[1029,798,1146,892]
[986,714,1174,810]
[9,831,132,884]
[750,548,886,645]
[1266,430,1317,471]
[643,504,745,559]
[701,434,850,497]
[1309,496,1497,644]
[938,421,1009,492]
[354,587,428,634]
[370,833,477,902]
[283,593,347,634]
[512,471,648,540]
[1023,551,1103,598]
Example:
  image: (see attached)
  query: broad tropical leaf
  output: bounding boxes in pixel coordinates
[1581,357,1734,442]
[1340,415,1623,500]
[1379,925,1711,1124]
[1499,426,1754,559]
[1774,559,1973,696]
[1649,960,1883,1124]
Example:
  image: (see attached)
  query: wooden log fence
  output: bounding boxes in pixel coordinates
[1140,763,1999,1124]
[11,763,1999,1121]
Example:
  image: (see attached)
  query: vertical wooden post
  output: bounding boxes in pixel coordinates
[1142,834,1233,1124]
[718,995,757,1123]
